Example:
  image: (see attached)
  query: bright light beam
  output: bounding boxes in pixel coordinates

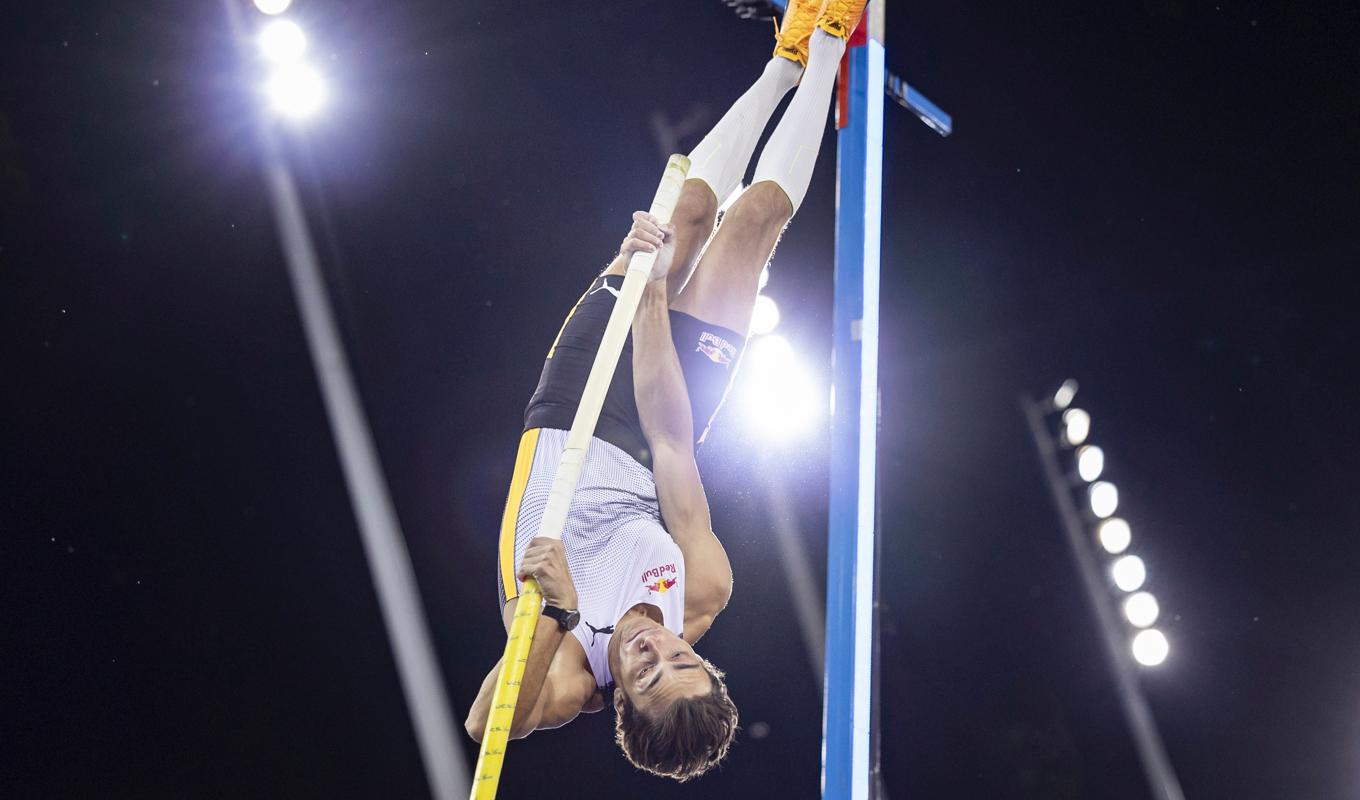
[1077,445,1105,482]
[1089,480,1119,518]
[1063,408,1091,446]
[739,334,822,439]
[1098,518,1132,554]
[259,19,307,63]
[266,63,327,119]
[1112,554,1147,592]
[1053,378,1078,410]
[750,295,781,336]
[1124,591,1160,628]
[253,0,293,14]
[1132,628,1170,666]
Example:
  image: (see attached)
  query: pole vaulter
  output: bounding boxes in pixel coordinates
[466,2,873,796]
[468,154,691,798]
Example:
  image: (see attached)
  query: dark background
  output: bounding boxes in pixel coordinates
[4,1,1358,797]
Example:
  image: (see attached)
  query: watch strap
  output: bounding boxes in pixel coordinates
[541,604,579,632]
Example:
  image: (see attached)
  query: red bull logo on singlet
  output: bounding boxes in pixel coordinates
[695,331,736,366]
[647,577,678,594]
[642,563,678,594]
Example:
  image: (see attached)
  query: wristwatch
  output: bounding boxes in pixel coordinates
[542,604,580,632]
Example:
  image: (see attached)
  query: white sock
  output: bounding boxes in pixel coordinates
[687,57,803,204]
[751,29,846,214]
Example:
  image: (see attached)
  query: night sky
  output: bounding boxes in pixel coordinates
[4,1,1359,798]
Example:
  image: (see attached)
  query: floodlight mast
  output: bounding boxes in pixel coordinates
[1021,394,1185,800]
[223,2,468,798]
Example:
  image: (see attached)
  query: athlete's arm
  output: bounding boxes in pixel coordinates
[625,213,734,638]
[601,250,628,278]
[604,206,679,278]
[464,538,593,741]
[464,622,595,741]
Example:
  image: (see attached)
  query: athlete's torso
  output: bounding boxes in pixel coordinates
[524,275,652,466]
[510,271,747,685]
[506,428,686,688]
[522,273,747,470]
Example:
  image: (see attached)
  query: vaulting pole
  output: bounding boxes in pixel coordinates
[470,155,691,800]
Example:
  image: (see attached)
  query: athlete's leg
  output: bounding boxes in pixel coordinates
[672,26,850,334]
[605,50,799,290]
[685,56,803,208]
[663,26,851,444]
[664,180,718,299]
[670,182,793,334]
[663,53,803,298]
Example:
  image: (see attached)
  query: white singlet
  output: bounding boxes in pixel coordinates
[504,427,686,689]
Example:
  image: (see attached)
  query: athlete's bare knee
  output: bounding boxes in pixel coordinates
[675,180,719,231]
[727,181,792,235]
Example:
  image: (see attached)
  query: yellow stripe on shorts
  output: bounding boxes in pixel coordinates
[545,284,594,359]
[499,428,541,601]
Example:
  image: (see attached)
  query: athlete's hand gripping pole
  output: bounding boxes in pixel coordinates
[471,154,691,800]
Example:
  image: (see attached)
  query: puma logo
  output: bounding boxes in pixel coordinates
[585,621,614,646]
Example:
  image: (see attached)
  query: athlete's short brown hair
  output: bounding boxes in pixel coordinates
[613,657,738,782]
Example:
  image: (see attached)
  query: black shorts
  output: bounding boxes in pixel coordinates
[523,274,745,468]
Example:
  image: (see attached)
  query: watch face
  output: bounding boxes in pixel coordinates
[564,610,581,631]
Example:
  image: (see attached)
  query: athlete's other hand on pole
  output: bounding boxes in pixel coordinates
[518,537,578,609]
[620,211,676,284]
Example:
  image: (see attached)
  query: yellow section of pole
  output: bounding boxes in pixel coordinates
[470,155,691,800]
[469,578,541,800]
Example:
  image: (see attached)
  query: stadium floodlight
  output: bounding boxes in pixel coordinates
[1062,408,1090,446]
[1124,591,1160,628]
[1022,390,1183,795]
[1111,554,1146,592]
[739,334,822,438]
[1088,480,1119,518]
[1097,518,1132,554]
[1131,628,1169,666]
[266,63,327,119]
[1053,378,1078,410]
[253,0,294,14]
[1076,445,1105,482]
[259,19,307,63]
[750,294,781,336]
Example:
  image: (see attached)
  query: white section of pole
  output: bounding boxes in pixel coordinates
[532,155,691,542]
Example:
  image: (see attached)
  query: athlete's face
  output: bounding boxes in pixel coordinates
[612,616,712,715]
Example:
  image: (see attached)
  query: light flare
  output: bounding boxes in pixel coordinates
[266,63,327,119]
[739,334,823,439]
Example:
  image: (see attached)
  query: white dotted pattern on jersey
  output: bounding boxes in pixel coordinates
[508,428,686,688]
